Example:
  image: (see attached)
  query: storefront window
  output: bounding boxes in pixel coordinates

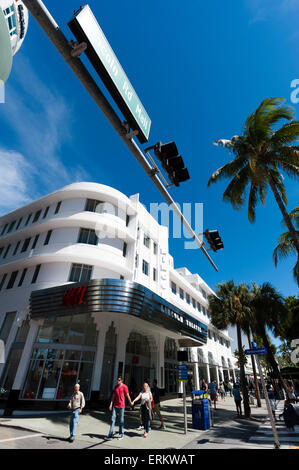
[22,313,97,400]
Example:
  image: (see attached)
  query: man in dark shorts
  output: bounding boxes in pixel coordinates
[208,379,218,409]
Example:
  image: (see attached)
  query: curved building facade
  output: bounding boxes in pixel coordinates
[0,0,28,83]
[0,182,235,411]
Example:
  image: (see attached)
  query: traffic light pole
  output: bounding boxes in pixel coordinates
[22,0,218,272]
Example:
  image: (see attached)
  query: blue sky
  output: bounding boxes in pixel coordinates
[0,0,298,315]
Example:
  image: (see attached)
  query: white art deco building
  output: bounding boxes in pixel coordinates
[0,183,236,411]
[0,0,28,84]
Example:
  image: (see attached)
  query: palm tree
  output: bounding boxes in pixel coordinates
[208,98,299,254]
[208,281,252,418]
[273,206,299,286]
[250,282,290,397]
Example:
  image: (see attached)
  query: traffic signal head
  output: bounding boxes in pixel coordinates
[204,229,224,252]
[154,141,190,186]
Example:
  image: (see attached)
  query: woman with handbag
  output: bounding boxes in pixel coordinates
[132,382,153,438]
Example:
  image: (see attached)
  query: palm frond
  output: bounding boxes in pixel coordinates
[248,183,258,222]
[269,121,299,147]
[222,165,251,209]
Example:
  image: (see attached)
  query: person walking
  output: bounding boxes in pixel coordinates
[227,380,233,397]
[67,383,85,442]
[218,381,225,401]
[132,382,153,438]
[266,380,277,421]
[208,379,218,410]
[105,376,133,441]
[232,383,243,417]
[151,379,166,430]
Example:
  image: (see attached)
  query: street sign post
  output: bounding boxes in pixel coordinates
[68,5,151,144]
[245,347,280,449]
[178,364,188,434]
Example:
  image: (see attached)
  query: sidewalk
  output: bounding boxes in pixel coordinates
[0,396,206,449]
[0,395,291,449]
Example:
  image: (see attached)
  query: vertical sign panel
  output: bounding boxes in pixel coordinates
[68,5,151,143]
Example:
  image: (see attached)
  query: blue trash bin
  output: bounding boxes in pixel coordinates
[192,398,210,430]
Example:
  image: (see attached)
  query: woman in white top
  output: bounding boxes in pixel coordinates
[132,383,153,438]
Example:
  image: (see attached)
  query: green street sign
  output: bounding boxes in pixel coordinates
[68,5,151,144]
[0,8,13,84]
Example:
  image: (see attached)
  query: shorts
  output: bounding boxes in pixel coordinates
[211,393,217,402]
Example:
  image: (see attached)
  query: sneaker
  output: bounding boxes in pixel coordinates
[118,435,124,440]
[137,425,144,430]
[159,424,166,430]
[104,436,112,441]
[69,437,74,442]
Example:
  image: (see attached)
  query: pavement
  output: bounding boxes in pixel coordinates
[0,395,298,449]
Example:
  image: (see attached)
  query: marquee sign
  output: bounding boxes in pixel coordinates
[30,279,208,346]
[68,5,151,144]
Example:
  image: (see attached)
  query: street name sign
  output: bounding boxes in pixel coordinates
[68,5,151,144]
[245,348,267,355]
[178,364,188,381]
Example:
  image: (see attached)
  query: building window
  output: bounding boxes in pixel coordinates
[208,330,212,339]
[179,288,184,300]
[0,312,16,344]
[126,214,130,227]
[192,298,196,309]
[21,238,31,253]
[78,228,98,246]
[143,235,150,248]
[85,199,102,212]
[197,302,201,312]
[16,218,22,230]
[153,267,157,281]
[3,244,11,258]
[13,241,20,256]
[6,271,18,290]
[44,230,52,246]
[153,242,158,255]
[18,268,27,287]
[7,220,16,233]
[142,260,149,276]
[123,242,127,257]
[171,282,177,295]
[25,214,32,226]
[33,210,42,223]
[0,274,7,291]
[31,265,41,284]
[43,207,49,219]
[69,264,93,282]
[135,254,139,268]
[1,224,8,236]
[186,293,190,304]
[54,201,62,214]
[32,235,39,250]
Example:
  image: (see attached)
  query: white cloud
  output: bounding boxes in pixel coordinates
[0,148,35,214]
[0,54,91,203]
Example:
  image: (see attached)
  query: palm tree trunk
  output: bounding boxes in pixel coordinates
[259,326,291,399]
[247,333,262,407]
[268,175,299,254]
[236,324,251,418]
